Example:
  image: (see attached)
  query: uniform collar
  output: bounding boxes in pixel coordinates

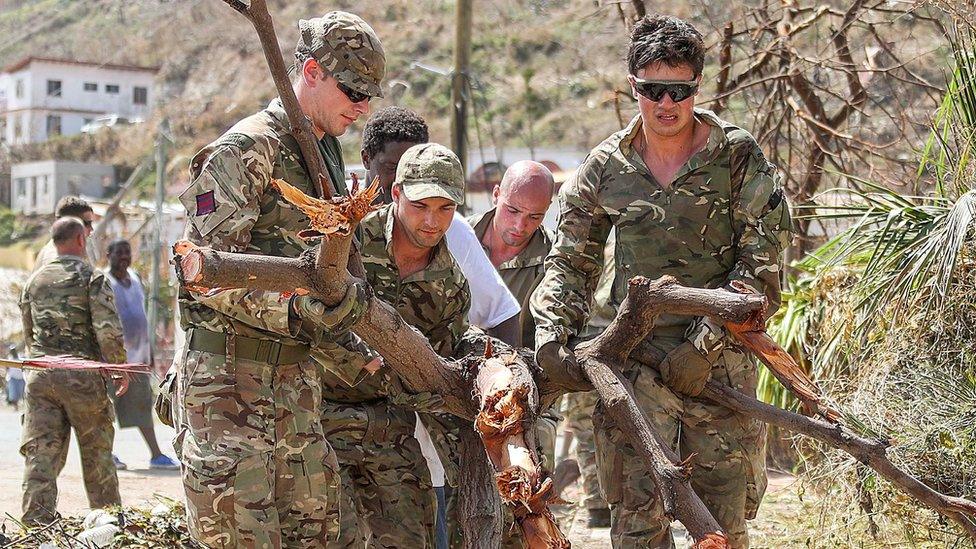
[619,107,730,185]
[470,207,551,270]
[266,98,335,148]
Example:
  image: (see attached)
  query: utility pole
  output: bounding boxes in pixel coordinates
[148,118,168,362]
[450,0,472,185]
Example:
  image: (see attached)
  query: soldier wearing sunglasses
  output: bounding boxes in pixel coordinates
[171,11,384,547]
[532,14,792,549]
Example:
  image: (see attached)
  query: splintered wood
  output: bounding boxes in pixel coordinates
[722,281,841,422]
[271,177,380,238]
[474,343,569,548]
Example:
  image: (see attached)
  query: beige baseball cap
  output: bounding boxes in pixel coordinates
[395,143,465,205]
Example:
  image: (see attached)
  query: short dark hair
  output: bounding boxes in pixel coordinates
[51,217,85,244]
[107,238,130,255]
[361,107,429,160]
[627,14,705,77]
[55,196,93,219]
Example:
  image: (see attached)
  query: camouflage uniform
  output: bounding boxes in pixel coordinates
[172,13,385,547]
[19,255,126,525]
[323,145,470,548]
[531,109,792,548]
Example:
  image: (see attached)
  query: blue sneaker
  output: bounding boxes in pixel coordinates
[149,454,180,470]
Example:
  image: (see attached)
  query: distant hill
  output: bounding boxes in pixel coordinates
[0,0,946,197]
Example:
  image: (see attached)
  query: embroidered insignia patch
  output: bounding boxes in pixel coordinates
[195,191,216,216]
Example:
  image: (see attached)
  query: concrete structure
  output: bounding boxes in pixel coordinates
[0,57,157,145]
[9,160,114,215]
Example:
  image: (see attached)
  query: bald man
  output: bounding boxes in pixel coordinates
[468,161,555,346]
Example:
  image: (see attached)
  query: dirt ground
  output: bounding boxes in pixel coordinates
[0,401,817,547]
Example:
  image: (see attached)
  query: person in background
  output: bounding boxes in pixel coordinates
[103,239,179,470]
[33,196,97,270]
[19,217,126,525]
[5,344,25,409]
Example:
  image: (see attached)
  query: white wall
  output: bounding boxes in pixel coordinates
[0,59,156,144]
[10,160,114,215]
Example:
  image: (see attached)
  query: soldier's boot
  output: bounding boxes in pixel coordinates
[66,395,120,509]
[20,387,71,525]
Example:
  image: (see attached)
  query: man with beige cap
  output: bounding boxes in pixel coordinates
[171,11,384,547]
[320,143,472,548]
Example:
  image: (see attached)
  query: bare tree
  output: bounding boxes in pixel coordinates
[703,0,945,253]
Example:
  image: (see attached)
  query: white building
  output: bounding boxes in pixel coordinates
[10,160,114,215]
[0,56,157,145]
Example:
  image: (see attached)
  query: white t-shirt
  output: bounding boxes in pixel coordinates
[444,213,520,329]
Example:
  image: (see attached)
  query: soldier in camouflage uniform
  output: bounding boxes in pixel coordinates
[171,12,384,547]
[322,142,470,548]
[531,15,792,548]
[19,217,126,525]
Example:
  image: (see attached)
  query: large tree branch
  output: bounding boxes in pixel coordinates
[581,275,976,541]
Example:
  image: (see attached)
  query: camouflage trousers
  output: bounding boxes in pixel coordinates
[20,370,120,525]
[322,400,437,548]
[175,349,340,548]
[593,338,767,549]
[563,391,608,511]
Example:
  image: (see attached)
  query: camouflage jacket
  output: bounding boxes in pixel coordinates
[531,109,792,356]
[468,208,552,348]
[20,255,126,363]
[177,98,349,345]
[320,203,472,403]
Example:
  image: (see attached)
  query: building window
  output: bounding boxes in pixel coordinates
[47,80,62,97]
[13,115,21,139]
[84,82,98,92]
[0,116,5,143]
[41,175,49,197]
[16,178,26,197]
[106,84,120,94]
[15,79,23,99]
[31,177,37,208]
[46,115,62,136]
[133,86,148,105]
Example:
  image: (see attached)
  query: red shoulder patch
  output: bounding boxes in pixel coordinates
[195,190,216,216]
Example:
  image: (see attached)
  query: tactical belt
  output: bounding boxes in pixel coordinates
[187,328,310,365]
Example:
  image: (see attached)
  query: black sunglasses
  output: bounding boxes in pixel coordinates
[632,77,699,103]
[83,219,93,229]
[336,81,372,104]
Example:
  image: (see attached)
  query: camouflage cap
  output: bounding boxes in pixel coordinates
[296,11,386,98]
[395,143,465,205]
